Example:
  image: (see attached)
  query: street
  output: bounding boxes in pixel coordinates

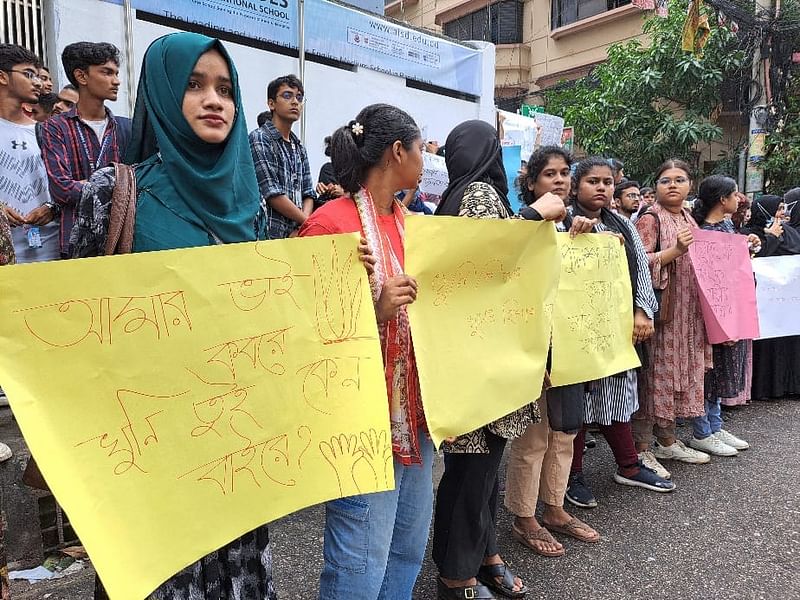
[9,399,800,599]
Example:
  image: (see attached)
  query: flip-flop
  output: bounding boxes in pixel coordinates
[511,523,565,557]
[477,563,529,598]
[543,516,600,543]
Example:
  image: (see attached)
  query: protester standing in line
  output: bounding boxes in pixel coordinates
[632,159,712,466]
[298,104,433,600]
[614,180,642,221]
[742,193,800,400]
[70,32,277,599]
[41,41,131,258]
[687,175,752,456]
[503,146,599,556]
[564,159,674,508]
[250,74,316,239]
[0,44,60,263]
[432,123,570,599]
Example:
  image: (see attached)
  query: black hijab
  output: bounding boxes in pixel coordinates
[744,194,800,255]
[785,187,800,228]
[436,120,510,216]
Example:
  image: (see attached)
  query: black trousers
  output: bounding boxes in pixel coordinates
[432,430,507,579]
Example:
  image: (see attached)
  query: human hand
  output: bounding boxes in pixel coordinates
[569,215,599,238]
[600,231,625,245]
[24,205,54,226]
[358,236,376,276]
[330,184,345,198]
[633,308,654,344]
[315,182,328,195]
[675,227,694,253]
[531,192,567,222]
[426,140,439,154]
[376,275,418,323]
[765,219,783,238]
[3,205,25,226]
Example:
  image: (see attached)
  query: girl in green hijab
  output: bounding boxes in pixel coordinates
[71,31,262,257]
[71,33,276,600]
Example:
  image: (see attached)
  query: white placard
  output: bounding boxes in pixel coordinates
[498,110,565,161]
[420,152,449,197]
[753,255,800,339]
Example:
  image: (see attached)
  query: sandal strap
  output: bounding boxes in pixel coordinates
[478,563,515,590]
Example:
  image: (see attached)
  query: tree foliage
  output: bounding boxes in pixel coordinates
[544,0,749,181]
[762,74,800,193]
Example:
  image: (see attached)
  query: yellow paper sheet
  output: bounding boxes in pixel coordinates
[0,235,392,600]
[550,232,641,386]
[406,216,560,447]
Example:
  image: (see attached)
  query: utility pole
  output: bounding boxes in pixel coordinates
[744,0,775,197]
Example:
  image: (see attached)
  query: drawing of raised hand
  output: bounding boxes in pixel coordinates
[313,240,364,344]
[319,434,364,497]
[355,428,394,492]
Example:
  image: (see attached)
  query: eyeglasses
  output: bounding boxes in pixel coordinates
[656,176,689,186]
[7,69,41,81]
[278,91,304,103]
[624,193,641,199]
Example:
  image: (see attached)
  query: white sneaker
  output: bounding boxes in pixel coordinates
[689,435,738,457]
[0,442,11,462]
[653,440,711,464]
[714,429,749,451]
[638,451,671,480]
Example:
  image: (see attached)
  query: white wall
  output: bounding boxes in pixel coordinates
[45,0,497,176]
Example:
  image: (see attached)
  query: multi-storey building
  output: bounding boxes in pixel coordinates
[385,0,648,109]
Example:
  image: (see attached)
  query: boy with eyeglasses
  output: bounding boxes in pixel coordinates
[249,74,316,239]
[40,41,131,258]
[0,43,60,264]
[614,180,642,221]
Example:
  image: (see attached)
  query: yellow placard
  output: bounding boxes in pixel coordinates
[405,216,560,447]
[0,235,392,600]
[550,232,641,386]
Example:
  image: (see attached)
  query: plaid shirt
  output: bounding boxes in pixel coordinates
[249,121,316,240]
[41,107,129,254]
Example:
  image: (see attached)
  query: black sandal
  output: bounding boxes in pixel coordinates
[437,577,497,599]
[477,563,529,598]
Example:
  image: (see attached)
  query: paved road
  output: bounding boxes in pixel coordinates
[10,400,800,599]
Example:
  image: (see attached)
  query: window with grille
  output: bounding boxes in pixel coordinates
[551,0,631,29]
[0,0,47,62]
[443,0,523,45]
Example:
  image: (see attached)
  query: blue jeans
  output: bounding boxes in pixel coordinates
[318,432,434,600]
[692,397,723,439]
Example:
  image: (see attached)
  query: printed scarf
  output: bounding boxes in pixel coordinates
[354,189,423,465]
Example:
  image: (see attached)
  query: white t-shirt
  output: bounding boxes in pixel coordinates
[0,117,59,262]
[82,118,109,143]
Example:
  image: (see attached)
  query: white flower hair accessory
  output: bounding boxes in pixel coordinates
[351,122,364,137]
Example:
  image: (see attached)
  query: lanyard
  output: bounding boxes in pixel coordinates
[75,118,113,172]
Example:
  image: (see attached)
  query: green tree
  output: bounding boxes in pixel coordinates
[544,0,749,181]
[762,69,800,193]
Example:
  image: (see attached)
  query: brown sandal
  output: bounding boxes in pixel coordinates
[543,516,600,543]
[511,523,565,557]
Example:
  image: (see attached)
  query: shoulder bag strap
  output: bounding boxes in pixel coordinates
[104,163,137,255]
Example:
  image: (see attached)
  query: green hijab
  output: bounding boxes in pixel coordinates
[125,32,259,244]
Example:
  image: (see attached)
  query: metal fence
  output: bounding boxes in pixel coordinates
[0,0,47,62]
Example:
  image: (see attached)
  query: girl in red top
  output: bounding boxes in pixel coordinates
[299,104,432,599]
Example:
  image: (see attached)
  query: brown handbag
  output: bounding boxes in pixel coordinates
[104,162,137,255]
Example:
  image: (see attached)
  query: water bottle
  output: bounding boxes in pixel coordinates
[27,226,42,249]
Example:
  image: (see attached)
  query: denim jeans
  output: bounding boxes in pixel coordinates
[692,397,723,439]
[318,431,434,600]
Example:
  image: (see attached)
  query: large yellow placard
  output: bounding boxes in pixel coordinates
[550,232,641,386]
[405,216,560,446]
[0,235,392,600]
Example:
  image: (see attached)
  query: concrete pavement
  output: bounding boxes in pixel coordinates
[8,399,800,599]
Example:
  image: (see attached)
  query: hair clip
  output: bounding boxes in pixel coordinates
[351,122,364,137]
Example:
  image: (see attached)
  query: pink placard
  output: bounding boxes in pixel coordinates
[688,228,760,344]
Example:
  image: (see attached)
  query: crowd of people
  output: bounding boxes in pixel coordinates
[0,31,797,600]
